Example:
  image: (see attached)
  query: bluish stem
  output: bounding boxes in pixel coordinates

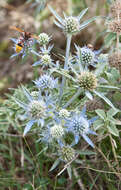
[59,35,72,103]
[63,88,82,108]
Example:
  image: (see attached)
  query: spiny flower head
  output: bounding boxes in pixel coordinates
[41,54,51,65]
[50,124,64,139]
[40,123,65,145]
[78,71,97,91]
[110,0,121,18]
[65,107,97,147]
[32,45,54,68]
[14,86,53,136]
[59,109,70,118]
[63,16,80,35]
[59,145,76,162]
[108,51,121,69]
[108,20,121,33]
[38,33,50,45]
[49,6,96,36]
[74,45,100,68]
[80,47,95,65]
[34,74,58,90]
[31,91,39,100]
[27,100,46,120]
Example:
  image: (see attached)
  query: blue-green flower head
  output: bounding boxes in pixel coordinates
[78,71,97,91]
[14,86,53,136]
[81,47,95,65]
[49,6,98,36]
[59,109,70,118]
[31,91,39,100]
[63,16,80,35]
[38,33,50,46]
[65,107,97,147]
[40,123,65,145]
[74,45,99,68]
[59,145,76,162]
[27,100,46,120]
[41,54,51,65]
[34,74,58,90]
[50,124,65,139]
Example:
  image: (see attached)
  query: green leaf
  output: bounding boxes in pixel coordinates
[107,124,119,136]
[94,62,107,76]
[78,8,88,20]
[51,68,76,82]
[77,150,96,155]
[93,90,116,109]
[37,146,48,156]
[93,119,104,130]
[98,85,119,90]
[49,159,60,171]
[80,16,102,31]
[85,91,93,100]
[48,5,63,24]
[107,108,119,117]
[114,120,121,125]
[104,33,116,47]
[95,109,106,120]
[67,166,72,179]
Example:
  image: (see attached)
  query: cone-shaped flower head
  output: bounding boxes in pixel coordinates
[50,124,64,139]
[59,109,70,118]
[81,47,95,65]
[78,71,97,91]
[31,91,39,100]
[63,16,80,35]
[34,74,57,90]
[110,0,121,18]
[59,145,76,162]
[65,107,97,147]
[108,52,121,69]
[38,33,50,45]
[48,6,97,36]
[32,45,54,68]
[108,20,121,33]
[41,54,51,65]
[28,100,46,120]
[14,86,53,136]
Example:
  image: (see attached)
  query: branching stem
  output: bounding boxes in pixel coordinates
[59,35,72,103]
[63,88,82,108]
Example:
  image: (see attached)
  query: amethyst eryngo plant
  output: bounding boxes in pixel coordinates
[9,5,120,176]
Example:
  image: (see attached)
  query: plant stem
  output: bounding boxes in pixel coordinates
[63,88,82,108]
[109,133,119,172]
[95,146,121,180]
[116,10,121,76]
[59,35,72,103]
[73,168,86,190]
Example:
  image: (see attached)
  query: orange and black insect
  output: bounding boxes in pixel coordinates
[10,26,39,53]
